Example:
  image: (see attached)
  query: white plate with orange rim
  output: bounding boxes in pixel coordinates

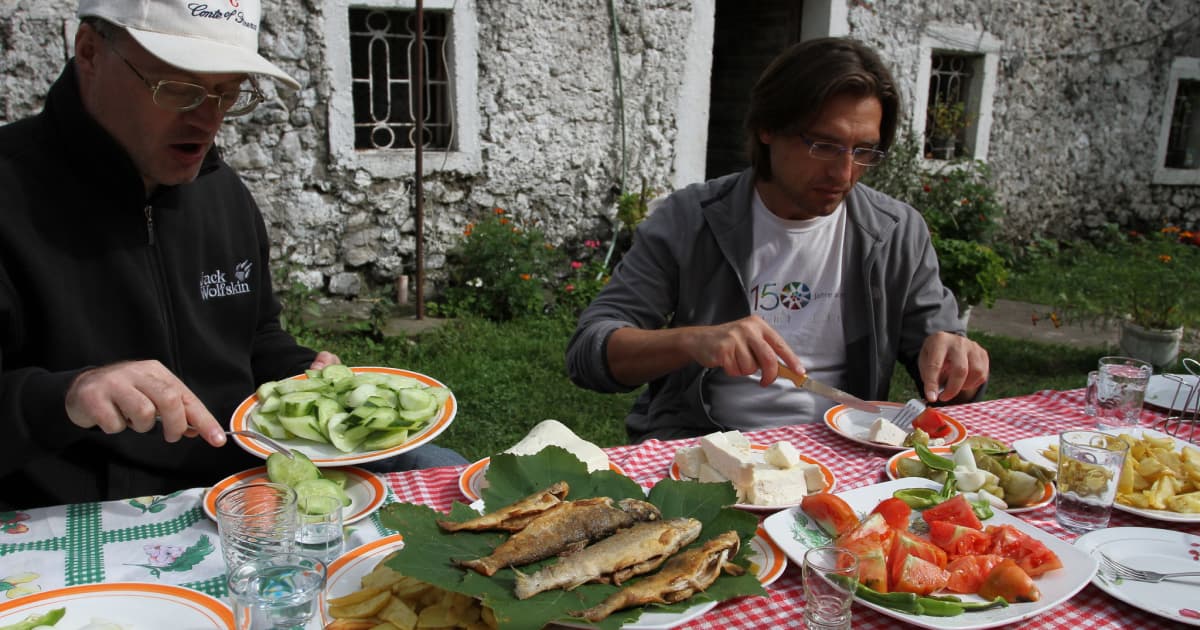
[458,457,628,502]
[203,465,386,525]
[229,366,457,467]
[322,527,786,629]
[823,401,968,452]
[667,443,837,512]
[0,583,233,628]
[884,446,1056,514]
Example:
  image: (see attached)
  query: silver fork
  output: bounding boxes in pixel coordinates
[1098,553,1200,583]
[225,430,295,459]
[890,399,927,431]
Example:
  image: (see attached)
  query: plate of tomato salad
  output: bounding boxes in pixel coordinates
[761,478,1096,630]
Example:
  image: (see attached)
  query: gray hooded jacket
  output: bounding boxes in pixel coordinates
[565,169,964,442]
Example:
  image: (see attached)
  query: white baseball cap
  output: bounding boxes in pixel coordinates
[77,0,300,90]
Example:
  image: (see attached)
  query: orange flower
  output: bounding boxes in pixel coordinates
[1162,226,1181,234]
[1159,254,1172,263]
[520,273,532,281]
[1049,312,1062,328]
[499,218,509,225]
[494,207,505,215]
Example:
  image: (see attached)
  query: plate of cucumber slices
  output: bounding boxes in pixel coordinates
[230,365,457,467]
[204,459,386,525]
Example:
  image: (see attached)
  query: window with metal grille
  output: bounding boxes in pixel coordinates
[1164,79,1199,169]
[925,53,977,160]
[349,8,452,151]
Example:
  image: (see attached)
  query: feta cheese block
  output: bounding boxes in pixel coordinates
[696,462,729,484]
[868,416,908,446]
[699,431,757,488]
[746,466,811,506]
[797,462,827,493]
[672,445,707,478]
[504,419,610,472]
[763,441,801,469]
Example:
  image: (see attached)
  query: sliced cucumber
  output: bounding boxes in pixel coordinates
[294,478,348,513]
[320,364,355,382]
[321,469,349,489]
[256,381,279,401]
[345,383,378,408]
[279,414,327,443]
[398,403,438,423]
[362,429,410,451]
[266,451,320,488]
[251,410,293,440]
[279,391,322,416]
[273,378,328,395]
[258,395,282,414]
[398,388,435,411]
[327,413,372,453]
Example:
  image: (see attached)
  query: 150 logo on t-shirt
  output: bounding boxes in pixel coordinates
[750,281,811,311]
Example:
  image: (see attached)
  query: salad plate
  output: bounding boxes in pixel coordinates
[823,402,967,452]
[204,465,385,525]
[761,477,1096,630]
[0,583,233,628]
[458,457,627,502]
[885,446,1056,514]
[323,529,785,629]
[667,443,837,512]
[229,366,456,467]
[1013,427,1200,523]
[1074,527,1200,626]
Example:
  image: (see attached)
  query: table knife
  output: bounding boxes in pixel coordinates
[777,364,881,414]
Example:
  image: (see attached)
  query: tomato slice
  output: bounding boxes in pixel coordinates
[840,537,889,593]
[984,525,1064,577]
[944,554,1007,594]
[892,553,950,596]
[922,494,983,530]
[836,512,895,553]
[928,520,993,557]
[870,497,913,530]
[913,408,955,438]
[978,558,1041,602]
[801,492,859,538]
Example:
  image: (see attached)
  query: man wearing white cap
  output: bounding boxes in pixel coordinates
[0,0,465,509]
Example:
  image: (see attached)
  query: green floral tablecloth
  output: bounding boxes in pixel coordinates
[0,487,393,602]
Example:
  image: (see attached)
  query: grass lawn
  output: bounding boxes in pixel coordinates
[296,317,1110,461]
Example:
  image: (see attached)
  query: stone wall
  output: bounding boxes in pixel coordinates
[4,0,1197,301]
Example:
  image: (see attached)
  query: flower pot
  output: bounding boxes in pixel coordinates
[1118,320,1183,368]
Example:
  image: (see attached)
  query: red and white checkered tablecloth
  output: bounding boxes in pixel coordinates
[379,390,1200,629]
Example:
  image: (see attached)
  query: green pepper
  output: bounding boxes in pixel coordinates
[915,597,967,616]
[828,576,1009,618]
[957,597,1010,612]
[829,575,922,613]
[893,488,943,509]
[0,608,66,630]
[915,442,956,472]
[968,495,995,520]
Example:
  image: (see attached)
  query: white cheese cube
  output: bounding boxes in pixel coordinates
[722,430,751,450]
[699,431,756,487]
[672,445,707,478]
[764,441,801,469]
[868,416,908,446]
[797,462,827,493]
[696,462,729,484]
[745,466,810,506]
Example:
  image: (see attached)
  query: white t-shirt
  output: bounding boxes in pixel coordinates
[706,191,850,429]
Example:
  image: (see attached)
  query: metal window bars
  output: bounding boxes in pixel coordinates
[1154,357,1199,445]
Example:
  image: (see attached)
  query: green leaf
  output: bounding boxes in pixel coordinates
[378,449,765,630]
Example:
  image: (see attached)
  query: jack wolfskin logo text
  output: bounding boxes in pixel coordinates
[200,262,252,300]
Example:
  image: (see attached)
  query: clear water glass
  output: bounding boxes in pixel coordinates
[1094,356,1151,430]
[215,482,298,572]
[802,546,858,630]
[1055,430,1129,534]
[1083,370,1099,416]
[296,493,344,564]
[227,553,326,630]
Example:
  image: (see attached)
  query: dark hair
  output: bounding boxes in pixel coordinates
[745,37,901,181]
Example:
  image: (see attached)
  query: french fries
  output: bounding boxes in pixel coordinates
[1041,434,1200,513]
[326,552,497,630]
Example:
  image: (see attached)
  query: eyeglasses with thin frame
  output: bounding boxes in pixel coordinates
[100,33,264,117]
[798,134,888,167]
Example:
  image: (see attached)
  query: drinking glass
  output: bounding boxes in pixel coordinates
[215,482,298,572]
[1094,356,1152,430]
[802,546,858,630]
[296,493,344,564]
[227,553,326,630]
[1083,370,1099,416]
[1055,430,1129,534]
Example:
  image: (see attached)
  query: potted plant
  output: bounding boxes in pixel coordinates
[1041,224,1200,367]
[927,101,972,160]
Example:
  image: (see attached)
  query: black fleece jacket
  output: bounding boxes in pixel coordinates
[0,61,316,509]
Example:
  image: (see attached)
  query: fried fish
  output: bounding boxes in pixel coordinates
[459,497,661,577]
[436,481,569,533]
[513,517,702,599]
[570,530,745,623]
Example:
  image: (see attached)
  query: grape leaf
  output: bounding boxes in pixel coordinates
[379,448,767,630]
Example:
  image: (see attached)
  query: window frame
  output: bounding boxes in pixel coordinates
[913,25,1000,164]
[1154,57,1200,185]
[323,0,480,177]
